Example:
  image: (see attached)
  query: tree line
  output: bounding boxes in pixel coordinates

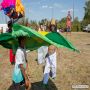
[19,0,90,32]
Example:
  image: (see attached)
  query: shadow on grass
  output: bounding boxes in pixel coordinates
[31,79,58,90]
[8,79,57,90]
[8,83,25,90]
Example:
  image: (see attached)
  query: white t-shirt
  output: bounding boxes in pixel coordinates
[12,47,27,83]
[15,47,27,66]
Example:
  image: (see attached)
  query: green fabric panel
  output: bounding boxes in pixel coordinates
[46,32,79,52]
[0,24,79,52]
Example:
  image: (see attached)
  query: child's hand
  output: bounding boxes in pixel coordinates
[25,78,31,90]
[25,79,29,88]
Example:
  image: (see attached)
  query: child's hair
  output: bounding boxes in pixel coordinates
[18,36,26,45]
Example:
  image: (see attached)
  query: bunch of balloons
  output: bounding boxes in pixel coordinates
[0,0,24,20]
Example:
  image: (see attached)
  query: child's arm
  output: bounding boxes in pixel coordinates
[19,64,28,80]
[19,64,31,89]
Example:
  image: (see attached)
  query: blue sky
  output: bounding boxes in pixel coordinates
[0,0,86,23]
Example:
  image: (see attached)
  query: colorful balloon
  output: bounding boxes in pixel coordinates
[0,0,24,19]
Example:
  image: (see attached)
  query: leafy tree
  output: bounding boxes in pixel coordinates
[18,18,38,30]
[30,20,38,30]
[72,17,81,32]
[38,18,49,31]
[60,17,67,29]
[57,17,66,30]
[83,0,90,25]
[39,18,48,25]
[18,18,29,26]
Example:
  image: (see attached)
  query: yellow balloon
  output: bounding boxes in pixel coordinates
[15,0,25,15]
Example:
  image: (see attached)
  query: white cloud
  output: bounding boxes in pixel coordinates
[61,10,67,13]
[49,6,53,9]
[69,9,73,12]
[42,5,48,8]
[41,3,62,9]
[42,5,53,9]
[53,3,62,8]
[61,8,73,13]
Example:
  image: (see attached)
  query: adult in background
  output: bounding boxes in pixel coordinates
[50,18,57,32]
[66,11,72,35]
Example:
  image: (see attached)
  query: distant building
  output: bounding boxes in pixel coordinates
[0,24,8,33]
